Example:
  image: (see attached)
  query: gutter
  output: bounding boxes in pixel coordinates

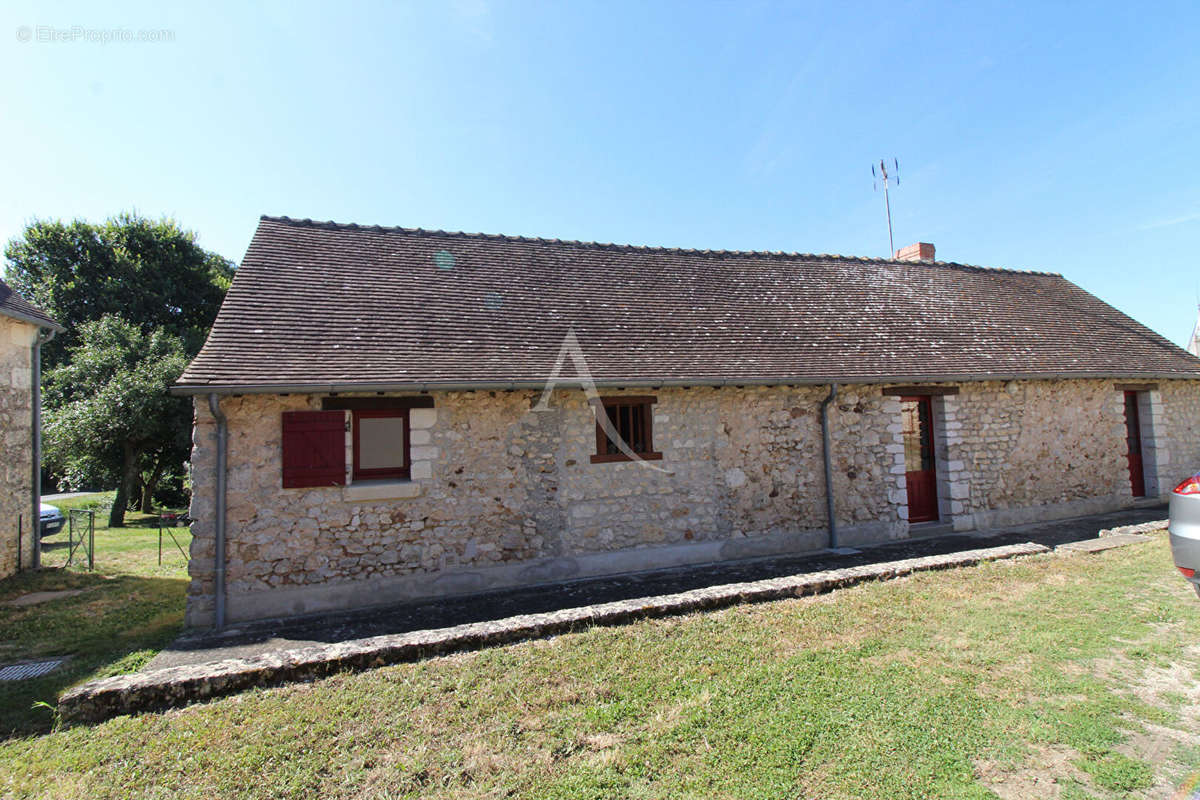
[170,370,1200,396]
[30,327,56,570]
[207,394,228,630]
[819,383,839,550]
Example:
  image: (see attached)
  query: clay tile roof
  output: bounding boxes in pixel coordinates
[175,215,1200,392]
[0,279,62,331]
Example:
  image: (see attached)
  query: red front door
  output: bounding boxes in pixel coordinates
[901,395,939,522]
[1124,391,1146,497]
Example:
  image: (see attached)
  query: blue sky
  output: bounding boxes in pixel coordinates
[2,1,1198,346]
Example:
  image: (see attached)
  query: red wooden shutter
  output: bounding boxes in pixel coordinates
[281,411,346,488]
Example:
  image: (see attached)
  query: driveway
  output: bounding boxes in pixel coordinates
[40,491,100,502]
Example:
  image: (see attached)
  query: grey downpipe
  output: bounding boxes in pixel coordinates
[30,328,55,570]
[207,393,228,630]
[820,383,839,550]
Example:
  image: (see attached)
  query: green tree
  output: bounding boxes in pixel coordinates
[4,213,233,369]
[43,317,192,528]
[5,213,233,515]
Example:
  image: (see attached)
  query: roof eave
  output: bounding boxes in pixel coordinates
[170,371,1200,396]
[0,307,65,333]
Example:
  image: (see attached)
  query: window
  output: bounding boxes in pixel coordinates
[281,397,433,489]
[591,396,662,463]
[352,409,410,481]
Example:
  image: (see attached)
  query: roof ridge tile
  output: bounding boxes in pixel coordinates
[257,214,1062,277]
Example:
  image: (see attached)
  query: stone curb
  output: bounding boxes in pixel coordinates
[1097,519,1168,538]
[1054,533,1152,553]
[59,541,1048,723]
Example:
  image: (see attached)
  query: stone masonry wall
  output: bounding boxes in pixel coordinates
[933,379,1200,530]
[0,316,36,580]
[1159,380,1200,485]
[553,385,904,555]
[185,378,1200,625]
[940,380,1128,527]
[185,385,903,624]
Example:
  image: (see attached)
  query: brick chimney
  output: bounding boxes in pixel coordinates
[894,242,936,262]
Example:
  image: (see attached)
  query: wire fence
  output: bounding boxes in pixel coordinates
[64,508,95,570]
[158,513,192,565]
[32,497,193,572]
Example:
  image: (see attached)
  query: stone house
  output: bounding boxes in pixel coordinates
[175,216,1200,627]
[0,280,62,579]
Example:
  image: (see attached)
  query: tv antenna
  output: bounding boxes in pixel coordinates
[872,158,900,256]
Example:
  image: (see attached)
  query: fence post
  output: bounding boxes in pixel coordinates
[88,511,94,571]
[16,515,21,572]
[158,515,163,566]
[67,511,75,567]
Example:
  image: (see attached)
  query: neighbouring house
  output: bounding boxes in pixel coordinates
[0,280,62,579]
[174,216,1200,627]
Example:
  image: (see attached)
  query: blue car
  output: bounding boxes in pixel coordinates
[40,503,65,538]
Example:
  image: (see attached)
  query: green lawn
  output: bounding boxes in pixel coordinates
[38,492,192,575]
[2,534,1199,799]
[0,492,191,737]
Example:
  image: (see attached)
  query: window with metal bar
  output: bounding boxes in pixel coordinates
[591,396,663,463]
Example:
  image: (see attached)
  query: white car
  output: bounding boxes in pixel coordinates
[39,503,65,537]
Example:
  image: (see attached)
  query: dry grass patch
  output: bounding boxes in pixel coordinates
[975,744,1089,800]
